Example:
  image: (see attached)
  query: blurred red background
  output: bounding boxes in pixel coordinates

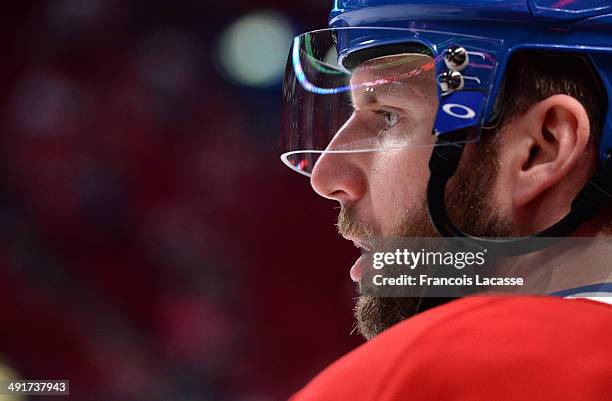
[0,1,363,400]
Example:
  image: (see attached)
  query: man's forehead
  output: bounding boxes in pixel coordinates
[349,53,436,104]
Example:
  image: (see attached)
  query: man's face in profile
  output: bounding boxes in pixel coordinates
[310,53,510,339]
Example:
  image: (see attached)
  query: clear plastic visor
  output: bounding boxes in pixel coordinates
[280,29,439,177]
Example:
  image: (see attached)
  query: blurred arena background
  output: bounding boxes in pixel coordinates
[0,1,361,400]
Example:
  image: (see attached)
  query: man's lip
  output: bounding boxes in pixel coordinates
[343,235,373,282]
[346,236,373,252]
[350,255,364,282]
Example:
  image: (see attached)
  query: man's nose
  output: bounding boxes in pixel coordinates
[310,150,367,204]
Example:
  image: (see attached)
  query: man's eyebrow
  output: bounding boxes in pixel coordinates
[350,86,378,109]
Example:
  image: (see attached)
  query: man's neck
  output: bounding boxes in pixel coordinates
[495,237,612,295]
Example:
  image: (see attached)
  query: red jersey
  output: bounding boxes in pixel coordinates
[289,296,612,401]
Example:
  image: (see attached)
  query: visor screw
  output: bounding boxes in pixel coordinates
[444,46,469,71]
[438,70,465,93]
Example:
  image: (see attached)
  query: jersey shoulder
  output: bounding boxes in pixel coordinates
[290,296,612,401]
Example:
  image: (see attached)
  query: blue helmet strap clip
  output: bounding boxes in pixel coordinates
[426,131,612,255]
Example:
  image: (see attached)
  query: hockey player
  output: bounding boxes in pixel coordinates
[280,1,612,399]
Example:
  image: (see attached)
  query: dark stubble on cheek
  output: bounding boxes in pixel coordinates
[349,136,512,340]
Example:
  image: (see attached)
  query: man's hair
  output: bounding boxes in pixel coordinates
[493,51,607,146]
[486,50,612,232]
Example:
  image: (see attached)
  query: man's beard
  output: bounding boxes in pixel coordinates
[339,139,513,340]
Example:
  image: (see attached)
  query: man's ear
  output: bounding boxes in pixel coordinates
[510,94,591,208]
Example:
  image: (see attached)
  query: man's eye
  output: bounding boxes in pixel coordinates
[380,111,400,128]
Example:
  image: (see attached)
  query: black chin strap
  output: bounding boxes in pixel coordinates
[427,134,612,256]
